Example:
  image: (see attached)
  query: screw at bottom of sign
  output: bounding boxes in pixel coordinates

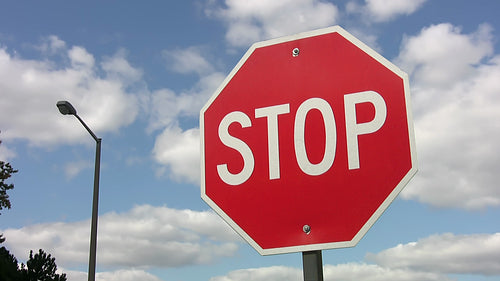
[303,224,311,234]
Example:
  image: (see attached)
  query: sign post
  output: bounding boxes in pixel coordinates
[303,250,324,281]
[200,25,417,276]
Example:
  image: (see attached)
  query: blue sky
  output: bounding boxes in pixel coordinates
[1,0,499,280]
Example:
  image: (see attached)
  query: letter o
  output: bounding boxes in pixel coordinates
[294,98,336,176]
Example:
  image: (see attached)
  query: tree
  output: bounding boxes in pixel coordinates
[0,136,21,281]
[0,246,22,281]
[0,161,17,213]
[0,137,18,215]
[0,245,68,281]
[1,137,18,244]
[1,137,18,243]
[20,249,67,281]
[0,137,66,281]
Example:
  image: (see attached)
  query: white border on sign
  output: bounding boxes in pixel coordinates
[200,25,418,256]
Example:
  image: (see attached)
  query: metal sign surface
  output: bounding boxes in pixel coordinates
[200,26,417,255]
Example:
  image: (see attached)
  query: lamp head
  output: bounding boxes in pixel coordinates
[57,101,77,115]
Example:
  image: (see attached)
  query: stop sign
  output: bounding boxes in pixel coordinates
[200,26,417,255]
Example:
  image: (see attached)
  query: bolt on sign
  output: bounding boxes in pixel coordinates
[200,26,417,255]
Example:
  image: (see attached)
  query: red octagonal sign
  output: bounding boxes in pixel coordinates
[201,26,417,255]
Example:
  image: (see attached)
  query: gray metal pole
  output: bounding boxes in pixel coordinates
[57,101,101,281]
[74,114,100,281]
[87,138,101,281]
[302,250,324,281]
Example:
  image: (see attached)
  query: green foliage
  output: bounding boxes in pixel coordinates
[0,138,66,281]
[0,160,18,213]
[0,137,19,244]
[0,138,18,215]
[0,246,22,281]
[0,246,67,281]
[20,249,67,281]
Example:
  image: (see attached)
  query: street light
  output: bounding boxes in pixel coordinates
[57,101,101,281]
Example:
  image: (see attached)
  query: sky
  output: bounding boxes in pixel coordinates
[0,0,499,280]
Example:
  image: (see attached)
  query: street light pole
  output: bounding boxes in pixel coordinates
[88,136,100,281]
[57,101,101,281]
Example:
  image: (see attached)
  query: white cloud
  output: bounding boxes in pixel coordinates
[210,266,301,281]
[147,88,181,133]
[5,205,497,279]
[397,23,493,89]
[395,23,500,209]
[152,126,200,184]
[148,47,224,134]
[147,72,224,183]
[210,263,449,281]
[0,36,140,147]
[211,232,500,280]
[206,0,339,47]
[365,0,427,22]
[147,46,225,183]
[64,268,163,281]
[324,263,449,281]
[0,36,222,184]
[1,204,239,269]
[96,269,164,281]
[367,233,500,275]
[147,71,224,134]
[69,46,95,69]
[347,0,427,22]
[101,48,143,84]
[36,35,66,54]
[63,160,91,179]
[163,46,214,75]
[0,139,16,161]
